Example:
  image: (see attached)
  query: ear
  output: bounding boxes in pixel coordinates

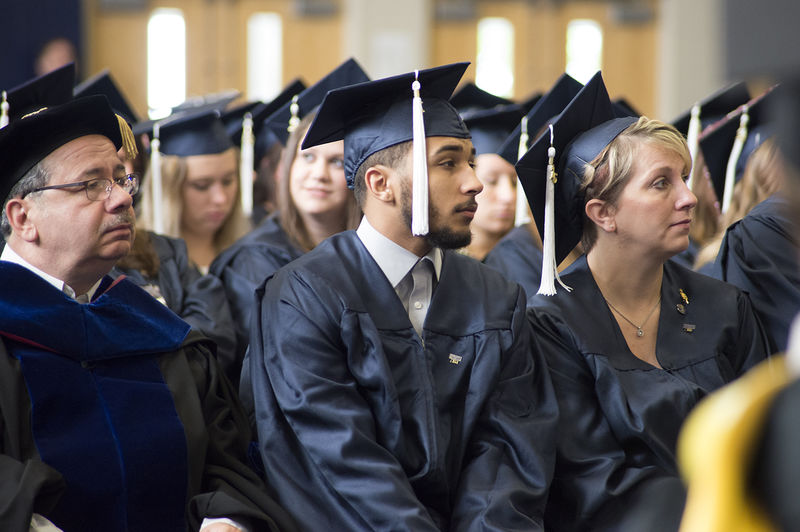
[5,198,39,242]
[364,165,396,205]
[585,198,617,233]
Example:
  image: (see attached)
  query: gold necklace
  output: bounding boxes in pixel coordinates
[605,295,661,337]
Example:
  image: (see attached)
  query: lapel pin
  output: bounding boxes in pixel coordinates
[676,303,686,315]
[448,353,462,365]
[679,288,689,305]
[682,323,696,333]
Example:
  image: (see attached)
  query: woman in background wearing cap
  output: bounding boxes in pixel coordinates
[212,110,361,385]
[521,75,770,530]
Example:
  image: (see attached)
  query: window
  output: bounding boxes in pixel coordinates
[565,19,603,84]
[247,13,283,102]
[476,17,514,98]
[147,8,186,119]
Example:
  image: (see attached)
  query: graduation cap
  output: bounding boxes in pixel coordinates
[450,82,513,114]
[516,71,637,295]
[518,90,543,114]
[699,86,778,212]
[146,108,234,232]
[74,69,141,126]
[613,97,641,118]
[302,62,471,236]
[0,95,123,203]
[1,63,76,128]
[222,101,261,216]
[671,82,750,190]
[462,104,523,155]
[264,59,369,146]
[171,89,240,115]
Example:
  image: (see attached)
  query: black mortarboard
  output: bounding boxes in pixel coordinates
[516,71,637,294]
[73,69,141,126]
[496,73,584,164]
[171,89,240,115]
[0,95,122,202]
[1,63,76,126]
[699,86,778,210]
[156,108,233,157]
[264,59,369,146]
[450,82,513,114]
[462,104,523,155]
[302,62,471,236]
[223,101,262,145]
[671,82,751,135]
[613,97,641,118]
[302,62,471,188]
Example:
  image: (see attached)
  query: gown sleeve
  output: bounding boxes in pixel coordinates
[450,287,557,531]
[248,270,442,531]
[528,306,686,531]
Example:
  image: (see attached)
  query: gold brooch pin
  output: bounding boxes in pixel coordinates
[679,289,689,305]
[448,354,462,365]
[676,303,686,315]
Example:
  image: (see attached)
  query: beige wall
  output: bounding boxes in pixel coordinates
[84,0,658,118]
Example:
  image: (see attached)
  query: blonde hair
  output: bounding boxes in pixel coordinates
[140,148,250,254]
[695,137,784,269]
[277,111,361,252]
[580,116,691,252]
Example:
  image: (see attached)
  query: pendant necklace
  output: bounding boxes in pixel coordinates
[605,295,661,337]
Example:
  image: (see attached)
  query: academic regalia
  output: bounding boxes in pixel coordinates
[668,237,699,270]
[483,225,543,300]
[528,256,770,532]
[209,214,304,381]
[244,231,558,531]
[110,231,238,380]
[0,263,296,532]
[710,195,800,352]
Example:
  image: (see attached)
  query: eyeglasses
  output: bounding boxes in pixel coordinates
[24,174,140,201]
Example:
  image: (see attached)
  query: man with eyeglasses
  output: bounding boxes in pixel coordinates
[0,96,296,532]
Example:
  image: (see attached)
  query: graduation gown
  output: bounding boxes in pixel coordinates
[210,214,304,381]
[483,225,543,301]
[528,256,770,532]
[110,231,237,380]
[0,263,296,532]
[710,195,800,352]
[244,230,558,531]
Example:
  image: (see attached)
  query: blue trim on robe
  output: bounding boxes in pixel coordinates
[0,263,192,531]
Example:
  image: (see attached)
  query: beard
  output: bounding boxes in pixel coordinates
[400,180,473,250]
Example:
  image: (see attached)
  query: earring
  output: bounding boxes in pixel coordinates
[610,224,615,231]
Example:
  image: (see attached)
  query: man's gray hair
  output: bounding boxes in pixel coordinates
[0,162,50,237]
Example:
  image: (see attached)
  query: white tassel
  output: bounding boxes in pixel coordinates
[0,91,8,128]
[685,103,701,191]
[515,116,531,226]
[722,106,749,213]
[240,112,255,217]
[288,95,300,133]
[537,124,571,296]
[151,123,164,234]
[411,70,429,236]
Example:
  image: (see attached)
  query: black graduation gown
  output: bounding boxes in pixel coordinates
[110,231,237,379]
[528,256,770,532]
[244,230,558,531]
[710,195,800,352]
[210,214,304,381]
[483,225,543,301]
[0,264,297,532]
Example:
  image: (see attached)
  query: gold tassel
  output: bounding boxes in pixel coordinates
[116,114,138,161]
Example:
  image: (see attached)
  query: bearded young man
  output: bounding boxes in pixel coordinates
[243,63,558,531]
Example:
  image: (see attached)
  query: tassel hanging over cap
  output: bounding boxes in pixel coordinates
[537,124,571,296]
[0,91,8,129]
[515,115,531,226]
[116,115,138,161]
[722,105,749,213]
[685,103,701,191]
[150,123,164,234]
[288,95,300,133]
[240,112,255,216]
[411,70,429,236]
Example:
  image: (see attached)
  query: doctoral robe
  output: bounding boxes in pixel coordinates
[483,225,543,301]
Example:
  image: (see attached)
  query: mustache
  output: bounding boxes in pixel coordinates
[454,200,478,212]
[101,213,135,232]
